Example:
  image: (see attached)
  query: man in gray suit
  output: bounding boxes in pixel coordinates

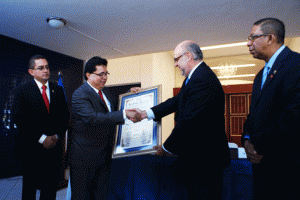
[68,56,141,200]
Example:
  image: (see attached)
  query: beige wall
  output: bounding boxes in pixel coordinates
[106,37,300,143]
[286,37,300,53]
[107,52,176,143]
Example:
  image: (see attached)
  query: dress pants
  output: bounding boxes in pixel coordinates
[21,145,61,200]
[70,163,111,200]
[22,173,57,200]
[186,170,224,200]
[174,159,224,200]
[252,159,300,200]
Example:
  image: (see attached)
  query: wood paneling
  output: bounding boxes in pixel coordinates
[174,84,253,147]
[230,94,247,115]
[227,93,251,146]
[223,84,253,94]
[230,116,247,136]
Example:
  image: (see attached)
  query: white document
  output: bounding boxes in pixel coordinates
[121,93,155,149]
[238,147,247,159]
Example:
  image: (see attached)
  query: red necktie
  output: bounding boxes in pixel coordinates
[42,85,50,112]
[98,90,108,108]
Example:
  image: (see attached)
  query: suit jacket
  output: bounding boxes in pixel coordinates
[69,82,125,167]
[12,79,69,160]
[242,46,300,164]
[151,62,230,177]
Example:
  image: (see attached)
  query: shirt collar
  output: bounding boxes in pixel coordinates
[87,81,100,94]
[34,79,49,89]
[266,45,286,68]
[187,61,203,80]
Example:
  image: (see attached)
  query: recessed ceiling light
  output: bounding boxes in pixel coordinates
[46,17,66,28]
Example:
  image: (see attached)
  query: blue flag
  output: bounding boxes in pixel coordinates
[58,71,67,101]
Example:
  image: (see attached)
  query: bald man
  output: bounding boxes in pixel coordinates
[140,40,230,199]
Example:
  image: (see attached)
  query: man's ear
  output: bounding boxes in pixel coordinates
[28,69,34,76]
[86,73,91,80]
[267,34,276,46]
[185,51,193,61]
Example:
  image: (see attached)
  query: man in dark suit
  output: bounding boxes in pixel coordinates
[138,40,230,199]
[242,18,300,199]
[12,55,69,200]
[68,56,141,200]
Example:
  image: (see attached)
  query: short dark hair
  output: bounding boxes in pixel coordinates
[84,56,108,80]
[28,55,47,69]
[254,18,285,44]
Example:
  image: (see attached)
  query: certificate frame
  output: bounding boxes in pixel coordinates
[112,85,162,159]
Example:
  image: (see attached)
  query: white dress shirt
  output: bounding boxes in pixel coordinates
[87,81,112,112]
[34,79,53,144]
[87,81,126,118]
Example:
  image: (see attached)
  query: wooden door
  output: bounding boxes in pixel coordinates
[223,84,252,146]
[174,84,253,147]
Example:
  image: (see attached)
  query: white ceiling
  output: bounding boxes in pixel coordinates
[1,0,300,61]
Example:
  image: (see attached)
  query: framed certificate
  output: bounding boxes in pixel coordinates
[112,85,162,159]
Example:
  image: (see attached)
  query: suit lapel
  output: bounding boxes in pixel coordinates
[48,83,58,111]
[188,62,205,83]
[176,62,205,119]
[102,88,114,111]
[251,70,263,107]
[84,82,109,112]
[29,80,49,113]
[252,47,290,108]
[262,48,289,90]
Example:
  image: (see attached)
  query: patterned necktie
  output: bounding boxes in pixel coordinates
[42,85,50,112]
[261,64,271,89]
[98,90,108,108]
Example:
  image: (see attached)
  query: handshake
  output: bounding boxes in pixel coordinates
[125,108,148,123]
[124,87,149,123]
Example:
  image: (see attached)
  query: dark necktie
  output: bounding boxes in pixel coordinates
[98,90,108,108]
[42,85,50,112]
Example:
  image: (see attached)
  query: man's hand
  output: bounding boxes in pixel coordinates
[130,87,142,93]
[154,145,166,156]
[244,140,263,164]
[139,110,148,120]
[154,145,175,157]
[42,135,58,149]
[125,108,149,122]
[125,109,142,123]
[132,109,148,120]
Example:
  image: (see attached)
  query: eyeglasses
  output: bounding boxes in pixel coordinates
[92,72,110,77]
[34,66,49,71]
[247,34,270,41]
[174,52,187,62]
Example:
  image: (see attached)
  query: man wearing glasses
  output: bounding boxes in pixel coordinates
[135,40,230,199]
[12,55,69,200]
[68,56,141,200]
[242,18,300,199]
